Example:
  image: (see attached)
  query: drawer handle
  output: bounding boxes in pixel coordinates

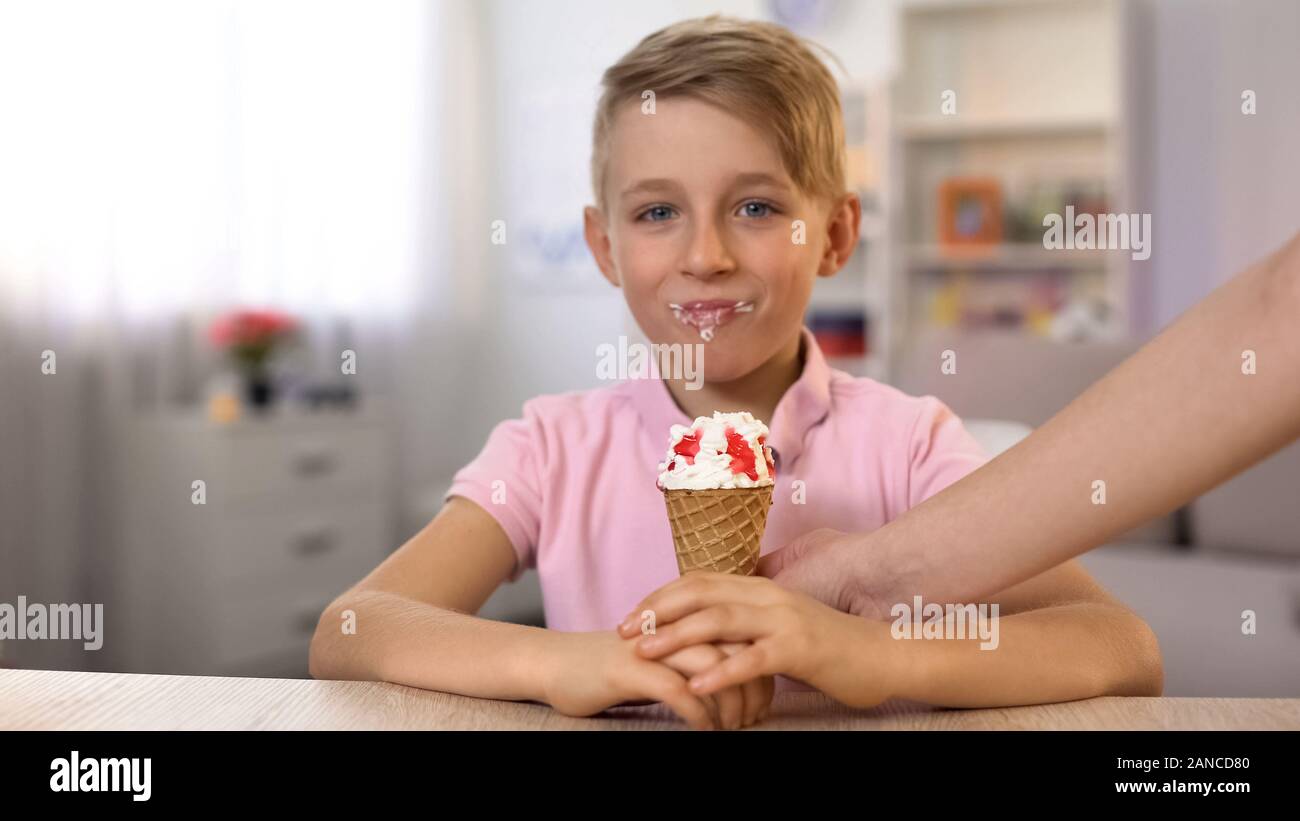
[291,527,338,557]
[292,448,338,477]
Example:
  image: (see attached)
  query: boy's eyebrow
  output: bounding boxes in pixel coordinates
[619,178,681,200]
[619,172,792,201]
[729,172,792,190]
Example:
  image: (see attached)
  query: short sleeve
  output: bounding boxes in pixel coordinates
[444,401,545,583]
[905,396,990,510]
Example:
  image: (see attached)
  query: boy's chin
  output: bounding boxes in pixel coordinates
[644,320,795,384]
[691,346,767,384]
[648,324,786,382]
[645,335,750,382]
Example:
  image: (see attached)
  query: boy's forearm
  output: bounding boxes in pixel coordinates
[876,604,1163,708]
[309,588,560,703]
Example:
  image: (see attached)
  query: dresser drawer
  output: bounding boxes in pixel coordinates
[208,499,390,594]
[219,427,388,504]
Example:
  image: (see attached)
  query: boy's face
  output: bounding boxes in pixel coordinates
[584,96,858,382]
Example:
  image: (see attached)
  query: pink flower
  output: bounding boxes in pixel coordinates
[208,308,300,375]
[209,309,300,349]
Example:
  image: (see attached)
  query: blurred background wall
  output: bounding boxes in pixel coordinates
[1,0,1297,695]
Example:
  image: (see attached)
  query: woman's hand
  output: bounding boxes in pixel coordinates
[540,631,769,729]
[755,528,899,621]
[618,573,903,709]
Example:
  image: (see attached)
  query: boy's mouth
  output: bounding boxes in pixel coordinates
[667,299,755,342]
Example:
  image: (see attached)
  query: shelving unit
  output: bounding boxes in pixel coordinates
[898,114,1112,141]
[906,242,1113,269]
[885,0,1134,377]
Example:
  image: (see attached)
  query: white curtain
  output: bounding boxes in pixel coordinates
[0,0,456,668]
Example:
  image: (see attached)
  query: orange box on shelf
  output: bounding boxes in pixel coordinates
[937,177,1003,246]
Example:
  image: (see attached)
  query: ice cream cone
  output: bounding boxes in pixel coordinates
[663,485,774,576]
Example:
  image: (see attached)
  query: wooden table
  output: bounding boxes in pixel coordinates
[3,669,1298,730]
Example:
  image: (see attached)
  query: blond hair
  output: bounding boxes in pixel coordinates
[591,14,847,213]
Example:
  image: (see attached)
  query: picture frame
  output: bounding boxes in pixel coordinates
[938,177,1003,246]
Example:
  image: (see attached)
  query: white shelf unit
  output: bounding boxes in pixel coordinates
[898,114,1112,141]
[890,0,1135,360]
[906,242,1114,269]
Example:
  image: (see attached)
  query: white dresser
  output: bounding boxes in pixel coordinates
[109,401,395,676]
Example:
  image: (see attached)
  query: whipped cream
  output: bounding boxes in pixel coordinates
[657,411,776,490]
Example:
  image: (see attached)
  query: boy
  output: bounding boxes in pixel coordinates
[310,15,1161,729]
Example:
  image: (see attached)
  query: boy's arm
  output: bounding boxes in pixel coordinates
[309,497,726,728]
[878,561,1164,708]
[624,563,1162,709]
[308,495,556,702]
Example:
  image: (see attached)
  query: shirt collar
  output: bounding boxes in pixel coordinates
[626,325,833,473]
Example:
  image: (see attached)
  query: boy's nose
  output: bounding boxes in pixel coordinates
[682,223,735,280]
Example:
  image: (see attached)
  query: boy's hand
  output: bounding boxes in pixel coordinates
[540,631,768,729]
[658,641,774,729]
[619,573,902,709]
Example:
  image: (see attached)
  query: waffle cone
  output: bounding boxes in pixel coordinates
[663,485,774,576]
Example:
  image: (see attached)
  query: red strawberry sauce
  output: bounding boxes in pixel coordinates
[724,425,759,481]
[670,427,701,470]
[667,425,773,483]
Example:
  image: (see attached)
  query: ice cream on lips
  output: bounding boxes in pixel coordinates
[668,299,754,342]
[656,411,776,491]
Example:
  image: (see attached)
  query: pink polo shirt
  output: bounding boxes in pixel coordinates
[446,324,989,635]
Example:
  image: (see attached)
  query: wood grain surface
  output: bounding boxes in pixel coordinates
[3,669,1298,730]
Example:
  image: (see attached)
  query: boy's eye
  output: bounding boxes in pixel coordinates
[637,205,676,222]
[635,201,777,222]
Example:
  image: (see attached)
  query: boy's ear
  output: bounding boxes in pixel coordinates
[816,193,862,278]
[583,205,621,288]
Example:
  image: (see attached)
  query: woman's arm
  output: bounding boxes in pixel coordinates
[760,231,1300,618]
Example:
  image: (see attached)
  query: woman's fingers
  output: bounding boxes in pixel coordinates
[617,574,780,637]
[689,640,787,696]
[635,604,781,659]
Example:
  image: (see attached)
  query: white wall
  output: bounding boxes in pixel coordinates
[1145,0,1300,331]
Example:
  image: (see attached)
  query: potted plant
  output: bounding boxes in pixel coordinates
[208,308,301,410]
